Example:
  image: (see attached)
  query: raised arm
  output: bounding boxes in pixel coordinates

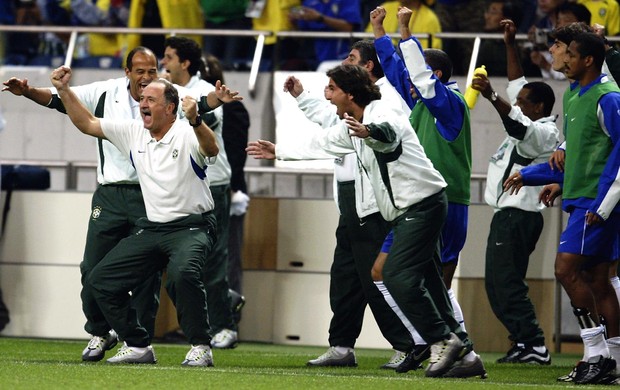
[182,96,219,158]
[501,19,524,82]
[397,6,413,41]
[50,66,105,139]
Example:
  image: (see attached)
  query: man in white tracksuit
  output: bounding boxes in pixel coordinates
[247,64,479,378]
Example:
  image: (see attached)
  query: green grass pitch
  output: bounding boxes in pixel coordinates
[0,337,594,389]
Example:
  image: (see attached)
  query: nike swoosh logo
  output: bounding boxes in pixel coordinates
[560,241,567,245]
[570,118,576,122]
[138,150,146,153]
[189,227,200,231]
[359,221,367,226]
[495,242,504,246]
[413,345,430,360]
[405,217,416,221]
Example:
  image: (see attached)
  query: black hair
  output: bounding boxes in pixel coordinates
[423,49,452,83]
[126,46,157,70]
[201,54,225,85]
[549,22,592,45]
[164,36,202,76]
[571,32,606,70]
[351,40,384,79]
[522,82,555,117]
[326,65,381,107]
[558,2,591,25]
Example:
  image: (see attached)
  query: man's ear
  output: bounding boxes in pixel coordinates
[434,69,443,81]
[366,60,374,74]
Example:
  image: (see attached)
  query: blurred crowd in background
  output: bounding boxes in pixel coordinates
[0,0,619,76]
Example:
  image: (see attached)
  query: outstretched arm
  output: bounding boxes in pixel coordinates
[50,66,105,139]
[246,140,276,160]
[2,77,54,106]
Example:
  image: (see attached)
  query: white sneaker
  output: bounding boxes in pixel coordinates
[211,329,238,349]
[182,344,214,367]
[106,342,156,364]
[425,333,465,377]
[307,346,357,367]
[82,330,118,362]
[381,350,407,369]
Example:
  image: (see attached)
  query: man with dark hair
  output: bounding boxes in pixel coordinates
[284,40,416,369]
[472,19,558,366]
[507,31,620,384]
[248,63,480,379]
[369,7,479,376]
[162,35,239,350]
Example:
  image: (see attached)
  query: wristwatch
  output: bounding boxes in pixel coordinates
[190,115,203,127]
[490,91,498,102]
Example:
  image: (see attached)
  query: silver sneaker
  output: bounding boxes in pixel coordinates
[381,350,407,369]
[442,353,488,378]
[211,329,238,349]
[182,344,214,367]
[425,333,465,377]
[106,342,156,364]
[307,346,357,367]
[82,330,118,362]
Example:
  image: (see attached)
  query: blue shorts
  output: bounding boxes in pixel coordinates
[380,203,468,264]
[558,208,620,262]
[381,230,393,253]
[441,203,468,264]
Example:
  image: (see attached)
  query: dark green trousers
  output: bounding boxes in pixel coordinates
[485,208,545,346]
[203,184,235,333]
[89,212,217,347]
[80,184,161,340]
[329,181,414,352]
[383,190,472,349]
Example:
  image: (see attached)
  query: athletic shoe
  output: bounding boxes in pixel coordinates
[106,342,156,364]
[557,361,584,382]
[573,355,616,384]
[211,329,238,349]
[513,345,551,365]
[182,344,214,367]
[496,344,524,363]
[425,333,465,378]
[82,330,118,362]
[306,347,357,367]
[442,353,488,379]
[395,344,430,373]
[380,350,407,369]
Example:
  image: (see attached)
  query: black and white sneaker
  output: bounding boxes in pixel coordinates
[395,344,430,373]
[513,345,551,365]
[557,361,584,382]
[573,355,616,384]
[496,344,524,363]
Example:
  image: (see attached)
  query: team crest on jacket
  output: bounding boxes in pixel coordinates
[172,149,179,159]
[92,206,102,219]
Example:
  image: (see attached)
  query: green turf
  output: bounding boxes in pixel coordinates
[0,337,598,389]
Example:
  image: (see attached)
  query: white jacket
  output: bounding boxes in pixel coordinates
[484,77,560,212]
[278,98,446,222]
